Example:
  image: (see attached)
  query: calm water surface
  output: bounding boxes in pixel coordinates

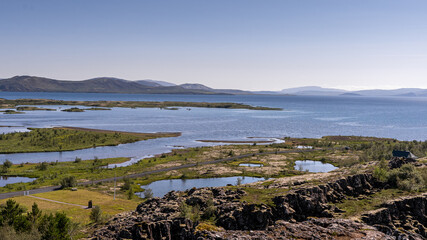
[294,160,338,173]
[239,163,263,167]
[1,92,427,164]
[137,176,263,198]
[0,176,36,187]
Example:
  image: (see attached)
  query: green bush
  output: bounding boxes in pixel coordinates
[121,178,131,191]
[3,159,12,169]
[387,164,424,192]
[36,162,48,171]
[60,176,77,189]
[179,202,200,222]
[201,198,216,221]
[373,166,388,182]
[90,206,102,223]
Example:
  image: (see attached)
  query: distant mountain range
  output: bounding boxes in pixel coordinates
[276,86,427,97]
[0,76,248,95]
[1,76,427,97]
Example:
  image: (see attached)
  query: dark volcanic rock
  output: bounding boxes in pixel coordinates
[273,174,380,221]
[362,193,427,240]
[91,173,425,240]
[389,157,417,169]
[217,204,273,230]
[196,218,393,240]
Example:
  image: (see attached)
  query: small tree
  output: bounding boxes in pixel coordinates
[36,162,48,171]
[121,178,131,191]
[28,202,42,223]
[236,177,242,186]
[127,187,134,200]
[74,157,81,163]
[0,199,26,226]
[143,188,153,199]
[3,159,12,169]
[90,206,102,223]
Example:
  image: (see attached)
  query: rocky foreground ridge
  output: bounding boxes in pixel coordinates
[91,173,426,240]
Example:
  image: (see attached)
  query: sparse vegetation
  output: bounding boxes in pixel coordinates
[90,206,102,223]
[143,188,153,199]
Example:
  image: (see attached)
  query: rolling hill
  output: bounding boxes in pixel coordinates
[0,76,216,94]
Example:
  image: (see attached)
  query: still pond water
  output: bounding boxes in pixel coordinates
[0,176,36,187]
[137,176,263,198]
[294,160,338,173]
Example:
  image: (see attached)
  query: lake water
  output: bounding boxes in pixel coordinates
[1,92,427,164]
[239,163,263,167]
[0,176,36,187]
[294,160,338,173]
[137,176,263,198]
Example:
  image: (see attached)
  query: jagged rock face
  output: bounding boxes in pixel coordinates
[389,157,417,169]
[197,218,394,240]
[131,218,195,240]
[216,204,273,230]
[91,174,425,240]
[273,174,380,221]
[362,193,427,240]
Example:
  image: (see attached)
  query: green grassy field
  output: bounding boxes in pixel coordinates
[0,127,180,153]
[0,189,138,225]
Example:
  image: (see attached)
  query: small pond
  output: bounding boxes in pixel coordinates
[137,176,263,198]
[294,160,337,173]
[0,176,36,187]
[296,145,313,149]
[239,163,263,167]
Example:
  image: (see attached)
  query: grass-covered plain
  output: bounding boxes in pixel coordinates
[0,127,180,153]
[0,189,138,225]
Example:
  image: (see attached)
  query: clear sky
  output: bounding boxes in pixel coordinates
[1,0,426,91]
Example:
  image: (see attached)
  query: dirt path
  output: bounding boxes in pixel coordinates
[27,195,88,209]
[0,148,318,200]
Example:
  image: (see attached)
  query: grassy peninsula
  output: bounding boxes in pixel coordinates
[0,98,282,111]
[16,106,56,111]
[0,127,180,153]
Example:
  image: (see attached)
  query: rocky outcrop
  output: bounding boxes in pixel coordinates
[389,157,417,169]
[216,203,273,230]
[196,218,393,240]
[91,174,425,240]
[362,193,427,240]
[273,173,380,221]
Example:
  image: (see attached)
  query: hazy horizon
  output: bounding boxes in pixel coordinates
[1,1,426,91]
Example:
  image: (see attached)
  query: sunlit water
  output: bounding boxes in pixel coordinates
[294,160,338,173]
[0,176,36,187]
[1,92,427,164]
[136,176,263,198]
[239,163,263,167]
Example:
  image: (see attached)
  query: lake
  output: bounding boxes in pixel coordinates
[1,92,427,164]
[137,176,263,198]
[0,176,36,187]
[294,160,338,173]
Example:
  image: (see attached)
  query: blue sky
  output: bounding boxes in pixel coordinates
[1,0,426,90]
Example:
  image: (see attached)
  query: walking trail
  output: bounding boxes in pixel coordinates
[27,195,87,209]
